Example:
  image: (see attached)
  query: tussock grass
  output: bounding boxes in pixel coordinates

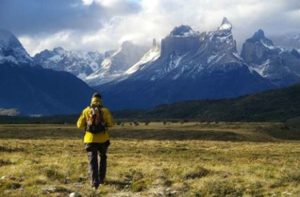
[0,123,299,196]
[184,166,210,180]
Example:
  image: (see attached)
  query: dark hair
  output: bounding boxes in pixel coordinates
[92,92,101,98]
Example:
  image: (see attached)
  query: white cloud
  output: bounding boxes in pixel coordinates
[20,31,75,55]
[95,0,123,7]
[81,0,94,6]
[19,0,300,56]
[82,0,138,7]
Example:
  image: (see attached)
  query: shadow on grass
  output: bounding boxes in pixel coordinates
[0,127,84,139]
[111,129,257,141]
[0,126,298,141]
[0,145,25,152]
[105,179,129,190]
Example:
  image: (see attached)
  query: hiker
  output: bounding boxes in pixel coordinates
[77,92,113,189]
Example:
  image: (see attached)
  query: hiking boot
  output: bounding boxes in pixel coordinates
[99,179,104,185]
[92,184,99,190]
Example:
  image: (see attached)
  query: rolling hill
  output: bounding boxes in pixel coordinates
[113,83,300,122]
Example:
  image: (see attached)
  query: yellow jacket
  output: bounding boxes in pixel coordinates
[77,102,113,143]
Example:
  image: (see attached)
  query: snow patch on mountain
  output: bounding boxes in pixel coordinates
[249,59,270,77]
[242,29,300,86]
[34,47,103,80]
[218,17,232,31]
[165,54,185,73]
[101,58,112,69]
[207,54,218,64]
[261,40,275,50]
[126,43,160,75]
[85,41,150,86]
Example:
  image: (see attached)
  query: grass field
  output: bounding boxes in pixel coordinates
[0,122,299,196]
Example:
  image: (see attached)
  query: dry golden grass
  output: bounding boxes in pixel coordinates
[0,122,299,196]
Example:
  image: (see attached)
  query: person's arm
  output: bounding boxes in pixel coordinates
[102,108,114,127]
[77,109,87,129]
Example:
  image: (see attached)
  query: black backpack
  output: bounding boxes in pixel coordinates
[86,106,106,134]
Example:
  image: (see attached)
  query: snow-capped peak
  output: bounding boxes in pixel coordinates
[34,47,104,79]
[0,29,33,65]
[218,17,232,31]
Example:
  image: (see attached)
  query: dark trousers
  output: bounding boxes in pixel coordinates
[85,141,110,187]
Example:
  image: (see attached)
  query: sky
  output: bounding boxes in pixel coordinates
[0,0,299,55]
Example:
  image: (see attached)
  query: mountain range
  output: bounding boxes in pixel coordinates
[34,41,149,86]
[0,29,95,115]
[0,17,300,114]
[241,29,300,86]
[34,47,104,81]
[34,18,300,97]
[96,18,300,109]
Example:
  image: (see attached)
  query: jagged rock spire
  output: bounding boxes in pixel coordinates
[252,29,266,40]
[218,17,232,31]
[247,29,274,46]
[152,38,157,48]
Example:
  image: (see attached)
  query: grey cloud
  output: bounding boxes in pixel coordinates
[0,0,141,36]
[2,0,299,55]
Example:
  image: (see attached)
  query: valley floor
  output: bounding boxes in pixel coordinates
[0,123,299,196]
